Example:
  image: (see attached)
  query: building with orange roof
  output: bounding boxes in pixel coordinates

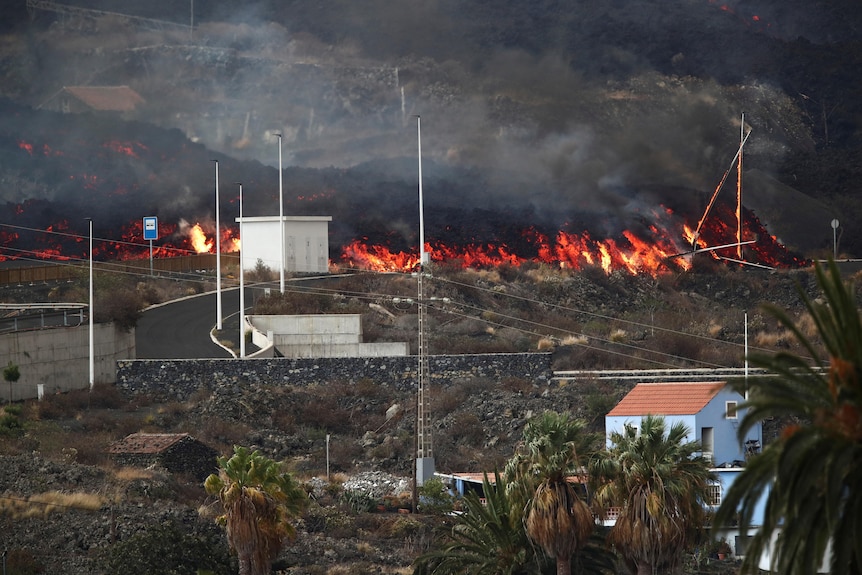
[39,85,145,116]
[106,432,217,481]
[606,381,766,558]
[606,381,760,467]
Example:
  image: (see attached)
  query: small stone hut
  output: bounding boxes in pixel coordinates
[106,433,218,481]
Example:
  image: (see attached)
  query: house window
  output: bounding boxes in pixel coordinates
[707,483,722,506]
[701,427,714,464]
[726,401,738,419]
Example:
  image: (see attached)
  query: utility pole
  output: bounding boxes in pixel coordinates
[237,182,245,358]
[213,160,222,331]
[87,217,94,390]
[413,116,434,512]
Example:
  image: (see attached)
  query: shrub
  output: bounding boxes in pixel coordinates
[447,412,484,446]
[100,519,234,575]
[417,477,454,515]
[340,489,377,514]
[303,502,356,537]
[4,549,43,575]
[0,412,22,434]
[95,288,144,331]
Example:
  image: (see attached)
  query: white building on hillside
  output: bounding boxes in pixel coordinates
[236,215,332,274]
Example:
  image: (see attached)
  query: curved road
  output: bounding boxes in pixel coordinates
[135,288,240,359]
[135,275,351,359]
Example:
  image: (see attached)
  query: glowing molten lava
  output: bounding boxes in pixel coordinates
[340,201,804,275]
[341,227,692,275]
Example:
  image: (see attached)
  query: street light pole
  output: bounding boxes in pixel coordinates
[213,160,222,331]
[87,217,94,390]
[275,133,285,293]
[832,218,840,260]
[237,182,245,358]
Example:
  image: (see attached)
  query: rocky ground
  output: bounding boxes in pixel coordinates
[0,264,838,574]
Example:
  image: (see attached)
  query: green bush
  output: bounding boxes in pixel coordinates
[0,412,22,436]
[4,403,22,416]
[418,477,455,515]
[340,489,377,514]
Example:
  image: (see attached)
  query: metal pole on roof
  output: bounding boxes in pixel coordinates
[275,133,285,293]
[744,310,749,400]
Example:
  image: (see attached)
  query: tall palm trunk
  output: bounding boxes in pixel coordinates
[636,561,652,575]
[556,557,571,575]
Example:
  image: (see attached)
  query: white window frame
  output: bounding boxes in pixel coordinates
[707,483,722,506]
[725,400,738,420]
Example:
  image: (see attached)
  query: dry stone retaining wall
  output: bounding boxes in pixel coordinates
[116,352,553,401]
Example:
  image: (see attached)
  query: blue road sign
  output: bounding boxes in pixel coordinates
[143,216,158,240]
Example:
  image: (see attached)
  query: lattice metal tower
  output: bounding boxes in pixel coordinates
[414,116,435,487]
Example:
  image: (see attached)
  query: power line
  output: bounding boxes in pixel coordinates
[0,222,199,256]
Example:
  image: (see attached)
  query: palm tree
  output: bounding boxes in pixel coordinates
[590,415,714,575]
[715,260,862,575]
[204,446,307,575]
[413,471,540,575]
[505,411,598,575]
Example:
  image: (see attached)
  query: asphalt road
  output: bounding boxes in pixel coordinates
[135,276,347,359]
[135,288,240,359]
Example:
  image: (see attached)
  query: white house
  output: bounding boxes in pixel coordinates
[236,215,332,274]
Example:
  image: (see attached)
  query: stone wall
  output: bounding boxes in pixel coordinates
[116,352,553,401]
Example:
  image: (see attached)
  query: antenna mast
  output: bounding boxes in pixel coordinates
[737,112,745,259]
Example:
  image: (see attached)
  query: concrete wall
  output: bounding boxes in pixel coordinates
[115,353,553,401]
[0,323,135,401]
[237,216,332,273]
[248,314,410,358]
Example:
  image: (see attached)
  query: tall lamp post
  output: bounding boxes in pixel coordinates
[275,133,285,293]
[237,182,245,358]
[213,160,222,331]
[86,217,94,390]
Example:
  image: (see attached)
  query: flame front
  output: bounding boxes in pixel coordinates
[188,224,213,254]
[340,225,694,276]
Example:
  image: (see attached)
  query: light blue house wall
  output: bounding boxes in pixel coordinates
[697,387,762,465]
[605,387,761,466]
[606,413,695,445]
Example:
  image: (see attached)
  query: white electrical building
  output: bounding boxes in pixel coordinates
[235,215,332,274]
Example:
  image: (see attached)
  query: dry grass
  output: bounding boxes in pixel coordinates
[0,491,103,519]
[536,337,555,351]
[560,334,588,346]
[754,330,792,347]
[707,321,723,337]
[609,328,627,342]
[111,466,157,482]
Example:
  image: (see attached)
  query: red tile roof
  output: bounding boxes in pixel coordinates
[607,382,725,416]
[64,85,145,112]
[106,433,189,454]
